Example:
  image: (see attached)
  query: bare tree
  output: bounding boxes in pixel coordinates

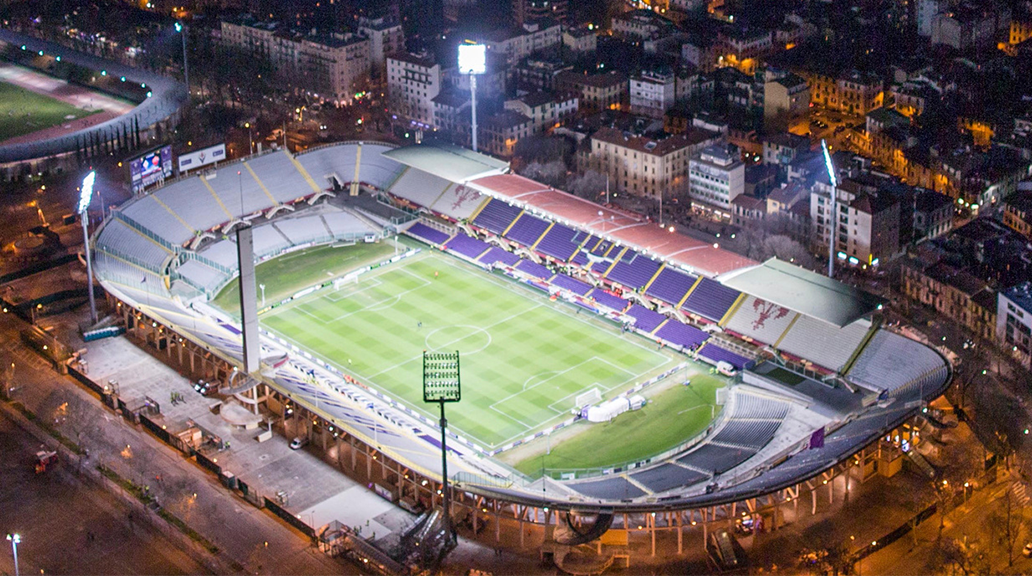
[519,161,567,189]
[566,170,607,200]
[984,490,1024,567]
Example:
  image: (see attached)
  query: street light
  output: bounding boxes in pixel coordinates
[79,171,98,326]
[6,533,20,576]
[259,283,265,307]
[175,21,189,97]
[245,122,253,154]
[458,44,485,152]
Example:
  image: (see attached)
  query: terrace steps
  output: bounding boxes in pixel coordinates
[641,263,666,292]
[772,313,801,349]
[243,161,280,206]
[719,293,747,326]
[622,474,653,495]
[602,247,628,277]
[531,221,555,251]
[501,210,526,236]
[286,151,325,194]
[677,276,704,308]
[651,319,669,335]
[840,319,882,375]
[147,194,195,237]
[199,176,234,220]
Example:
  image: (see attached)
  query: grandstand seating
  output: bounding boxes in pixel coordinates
[504,213,551,247]
[120,194,195,245]
[388,166,452,207]
[274,215,334,245]
[777,317,872,372]
[682,278,741,322]
[93,250,165,289]
[724,296,798,346]
[97,219,172,272]
[199,238,239,269]
[654,320,708,349]
[252,225,292,257]
[677,443,756,475]
[479,247,520,267]
[645,267,697,306]
[731,393,790,420]
[591,259,611,275]
[245,152,312,203]
[352,144,407,189]
[406,223,450,245]
[294,144,404,192]
[571,477,647,500]
[628,463,709,493]
[571,250,589,266]
[590,239,612,256]
[848,330,949,395]
[472,199,522,234]
[534,223,581,260]
[712,419,781,450]
[430,184,484,220]
[205,160,278,216]
[177,258,229,294]
[606,251,662,290]
[697,344,754,371]
[445,234,490,260]
[626,305,666,333]
[587,289,628,311]
[515,259,551,279]
[322,212,374,239]
[550,273,593,295]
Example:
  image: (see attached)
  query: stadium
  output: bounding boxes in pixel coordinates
[89,139,952,561]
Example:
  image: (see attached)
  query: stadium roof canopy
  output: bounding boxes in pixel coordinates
[466,173,755,276]
[382,141,508,183]
[719,258,886,327]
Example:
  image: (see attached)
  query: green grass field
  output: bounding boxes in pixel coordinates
[214,242,725,469]
[0,80,99,142]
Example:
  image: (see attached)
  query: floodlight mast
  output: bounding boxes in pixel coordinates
[458,44,486,152]
[821,139,837,279]
[79,171,98,325]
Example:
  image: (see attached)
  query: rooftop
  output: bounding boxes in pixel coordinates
[1003,281,1032,314]
[1005,190,1032,215]
[382,141,508,183]
[557,70,628,89]
[924,262,987,296]
[592,126,720,156]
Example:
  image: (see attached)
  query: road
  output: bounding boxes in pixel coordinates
[0,414,207,575]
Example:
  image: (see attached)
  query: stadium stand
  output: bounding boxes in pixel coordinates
[352,144,407,189]
[472,199,523,234]
[252,225,292,256]
[777,317,872,372]
[606,251,662,290]
[587,289,628,311]
[626,305,667,333]
[445,233,491,260]
[847,330,951,396]
[177,258,229,294]
[550,273,593,295]
[654,320,709,349]
[322,212,374,238]
[571,477,648,500]
[534,224,582,261]
[645,267,697,306]
[724,296,798,345]
[697,343,754,370]
[119,194,195,245]
[504,213,551,247]
[274,215,334,245]
[479,247,521,267]
[245,152,313,203]
[515,259,552,279]
[93,250,165,289]
[405,223,451,245]
[712,419,782,450]
[294,144,404,192]
[387,166,452,207]
[198,238,239,269]
[682,278,741,322]
[731,393,791,420]
[628,463,709,494]
[429,184,485,220]
[677,443,756,475]
[97,218,172,272]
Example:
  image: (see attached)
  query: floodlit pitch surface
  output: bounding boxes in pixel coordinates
[0,79,99,142]
[216,243,723,470]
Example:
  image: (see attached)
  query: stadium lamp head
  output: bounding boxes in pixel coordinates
[458,43,486,75]
[175,22,182,32]
[820,138,837,188]
[78,171,96,214]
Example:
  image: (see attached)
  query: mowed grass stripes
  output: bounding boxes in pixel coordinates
[260,251,677,448]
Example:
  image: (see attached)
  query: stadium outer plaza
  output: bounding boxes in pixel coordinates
[84,139,951,568]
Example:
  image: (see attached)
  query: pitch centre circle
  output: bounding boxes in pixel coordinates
[424,325,491,355]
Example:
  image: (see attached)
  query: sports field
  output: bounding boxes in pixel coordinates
[0,80,99,142]
[214,241,725,468]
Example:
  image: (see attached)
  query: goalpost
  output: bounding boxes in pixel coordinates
[333,273,359,291]
[574,387,602,410]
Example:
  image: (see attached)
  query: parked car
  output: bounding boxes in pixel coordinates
[290,437,309,450]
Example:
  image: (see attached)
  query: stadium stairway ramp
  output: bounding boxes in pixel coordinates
[641,264,666,293]
[466,197,492,222]
[243,161,280,206]
[552,511,615,546]
[501,210,527,237]
[601,247,629,277]
[199,176,235,221]
[841,319,884,376]
[718,293,748,326]
[650,318,670,335]
[285,151,324,195]
[530,221,555,251]
[905,449,938,479]
[677,275,704,308]
[146,195,195,237]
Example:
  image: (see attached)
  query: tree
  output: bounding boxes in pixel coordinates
[566,170,607,200]
[519,160,567,189]
[984,490,1024,567]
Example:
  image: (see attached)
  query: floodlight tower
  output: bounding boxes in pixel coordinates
[175,21,189,96]
[820,139,837,279]
[79,171,98,325]
[458,44,486,152]
[423,350,461,546]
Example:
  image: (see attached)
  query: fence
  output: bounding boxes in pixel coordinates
[264,497,315,537]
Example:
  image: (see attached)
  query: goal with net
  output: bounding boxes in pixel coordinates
[574,387,602,410]
[333,273,360,291]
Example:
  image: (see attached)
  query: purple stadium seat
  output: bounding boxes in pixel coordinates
[479,246,520,267]
[472,199,522,234]
[681,278,741,322]
[645,267,697,305]
[655,320,709,349]
[606,250,662,290]
[515,259,552,279]
[550,273,593,295]
[406,222,450,245]
[697,344,754,370]
[626,305,667,333]
[587,289,628,311]
[504,213,550,246]
[445,234,490,260]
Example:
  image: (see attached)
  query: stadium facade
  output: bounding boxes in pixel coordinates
[89,139,951,552]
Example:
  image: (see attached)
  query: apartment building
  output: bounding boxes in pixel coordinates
[688,144,746,218]
[629,70,676,119]
[810,178,900,267]
[513,0,568,26]
[763,73,810,130]
[220,20,369,106]
[1003,190,1032,239]
[479,111,534,157]
[902,259,997,340]
[357,16,404,79]
[556,70,628,112]
[480,19,562,66]
[387,52,441,127]
[563,26,597,54]
[998,282,1032,368]
[587,126,722,200]
[503,91,578,133]
[612,9,674,40]
[802,69,883,115]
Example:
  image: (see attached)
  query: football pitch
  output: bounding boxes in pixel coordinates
[0,80,99,142]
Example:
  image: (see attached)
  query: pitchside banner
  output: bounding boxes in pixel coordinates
[178,143,226,173]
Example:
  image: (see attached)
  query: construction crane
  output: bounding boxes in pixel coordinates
[821,139,837,278]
